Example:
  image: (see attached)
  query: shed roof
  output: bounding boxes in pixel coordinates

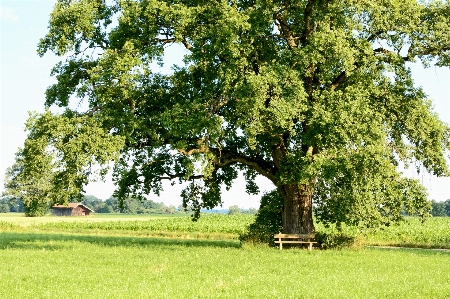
[52,203,94,212]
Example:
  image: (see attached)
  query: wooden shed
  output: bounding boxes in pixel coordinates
[52,203,93,216]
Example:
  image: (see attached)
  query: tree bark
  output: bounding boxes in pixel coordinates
[279,183,315,234]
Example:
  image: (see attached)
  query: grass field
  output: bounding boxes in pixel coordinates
[1,213,450,298]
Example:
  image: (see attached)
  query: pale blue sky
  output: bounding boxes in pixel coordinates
[1,1,449,208]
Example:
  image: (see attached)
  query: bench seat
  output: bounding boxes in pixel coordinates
[274,233,317,250]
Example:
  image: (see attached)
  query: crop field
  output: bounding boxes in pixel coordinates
[316,217,450,250]
[1,213,450,298]
[363,217,450,249]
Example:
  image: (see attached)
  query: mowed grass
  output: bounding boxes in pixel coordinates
[1,214,450,298]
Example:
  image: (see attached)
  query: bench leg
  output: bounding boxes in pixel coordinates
[308,242,313,251]
[279,242,282,250]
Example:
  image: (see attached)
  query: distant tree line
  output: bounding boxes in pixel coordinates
[0,194,259,216]
[0,194,179,215]
[1,195,447,218]
[81,195,178,214]
[0,196,24,213]
[227,205,258,215]
[430,200,450,217]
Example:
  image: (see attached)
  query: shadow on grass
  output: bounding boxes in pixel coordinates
[0,231,241,251]
[365,245,450,256]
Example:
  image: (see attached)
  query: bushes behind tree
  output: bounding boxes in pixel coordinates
[239,190,283,245]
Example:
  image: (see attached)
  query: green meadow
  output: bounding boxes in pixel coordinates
[1,214,450,298]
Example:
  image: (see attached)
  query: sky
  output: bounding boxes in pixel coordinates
[0,1,449,209]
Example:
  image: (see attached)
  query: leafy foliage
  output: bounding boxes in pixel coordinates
[23,200,48,217]
[4,1,450,232]
[240,190,283,245]
[314,159,432,228]
[4,111,124,215]
[315,231,358,250]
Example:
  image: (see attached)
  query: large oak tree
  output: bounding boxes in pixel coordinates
[5,0,450,233]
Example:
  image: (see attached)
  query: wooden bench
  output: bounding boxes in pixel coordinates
[274,234,317,250]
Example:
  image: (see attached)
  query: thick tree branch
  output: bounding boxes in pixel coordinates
[411,45,450,57]
[366,30,384,42]
[132,134,277,184]
[300,0,317,44]
[210,148,278,185]
[177,142,209,156]
[330,60,361,91]
[181,38,193,50]
[159,173,204,180]
[306,63,316,95]
[274,10,298,48]
[157,37,176,45]
[86,105,101,116]
[270,132,290,168]
[128,137,278,184]
[125,137,170,149]
[171,143,278,185]
[331,71,347,91]
[373,47,410,61]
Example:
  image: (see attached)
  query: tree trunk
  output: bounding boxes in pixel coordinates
[280,183,315,234]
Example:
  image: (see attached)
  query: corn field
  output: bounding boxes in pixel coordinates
[31,214,255,235]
